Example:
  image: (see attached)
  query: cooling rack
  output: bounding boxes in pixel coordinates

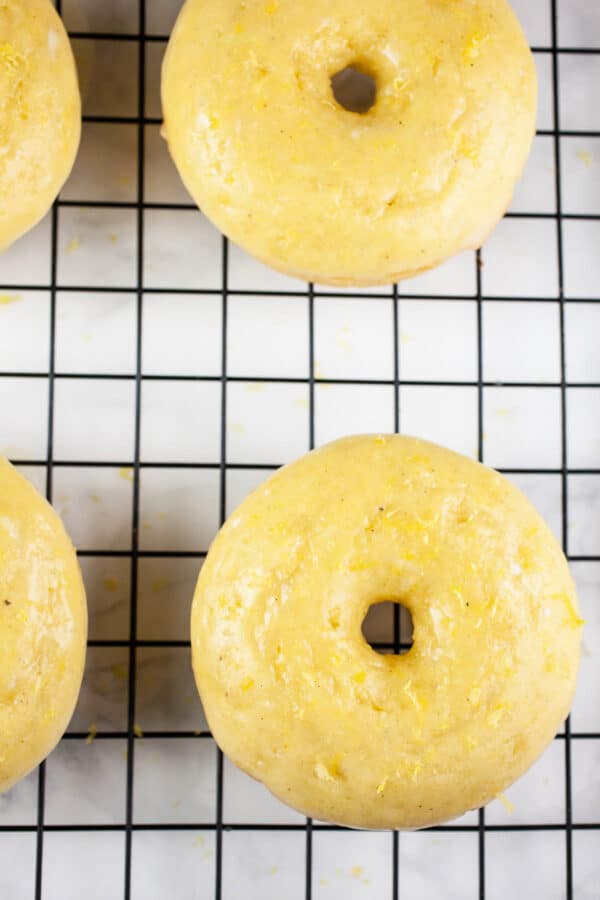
[0,0,599,897]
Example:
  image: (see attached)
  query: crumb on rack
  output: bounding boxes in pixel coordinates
[111,663,127,681]
[576,149,593,168]
[152,578,169,592]
[496,792,515,814]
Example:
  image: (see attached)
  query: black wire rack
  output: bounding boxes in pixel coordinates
[0,0,599,897]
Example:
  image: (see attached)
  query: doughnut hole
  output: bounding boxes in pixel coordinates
[330,64,377,114]
[361,601,414,656]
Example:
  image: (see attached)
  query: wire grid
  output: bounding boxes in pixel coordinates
[0,0,599,897]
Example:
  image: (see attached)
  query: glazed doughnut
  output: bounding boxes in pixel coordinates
[191,436,581,829]
[0,0,81,252]
[0,459,87,793]
[162,0,537,286]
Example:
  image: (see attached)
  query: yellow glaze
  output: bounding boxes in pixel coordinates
[0,0,80,251]
[0,459,87,793]
[192,436,581,829]
[162,0,537,286]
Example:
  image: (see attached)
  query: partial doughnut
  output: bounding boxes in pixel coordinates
[0,459,87,793]
[0,0,80,251]
[162,0,536,286]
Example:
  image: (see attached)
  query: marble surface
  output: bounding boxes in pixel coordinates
[1,0,600,897]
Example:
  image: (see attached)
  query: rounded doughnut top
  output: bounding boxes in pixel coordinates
[192,436,581,829]
[162,0,537,286]
[0,459,87,793]
[0,0,81,251]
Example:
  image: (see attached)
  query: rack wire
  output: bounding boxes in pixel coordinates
[0,0,599,897]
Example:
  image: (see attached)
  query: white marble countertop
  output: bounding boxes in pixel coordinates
[1,0,599,898]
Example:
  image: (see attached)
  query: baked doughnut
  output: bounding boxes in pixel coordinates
[162,0,537,287]
[0,0,80,252]
[0,459,87,793]
[191,436,581,829]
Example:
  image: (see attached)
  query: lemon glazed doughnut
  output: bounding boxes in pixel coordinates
[0,459,87,793]
[162,0,537,287]
[0,0,81,252]
[191,436,582,830]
